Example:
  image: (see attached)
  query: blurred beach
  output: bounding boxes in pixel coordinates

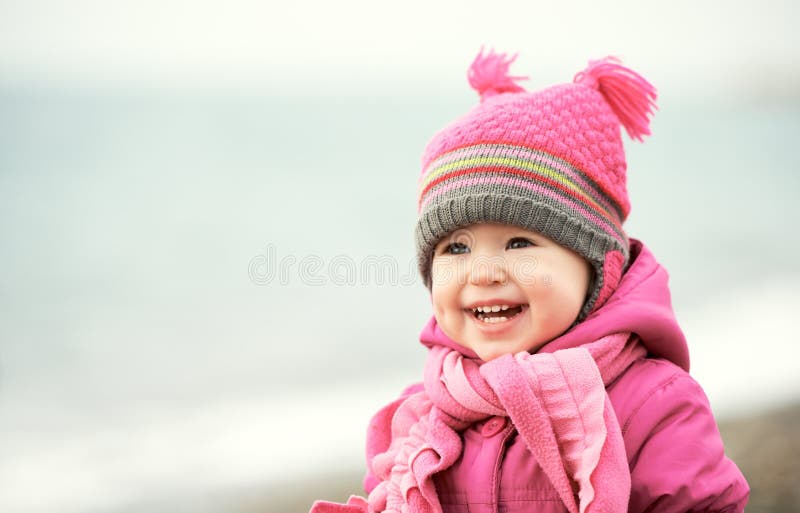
[1,1,799,512]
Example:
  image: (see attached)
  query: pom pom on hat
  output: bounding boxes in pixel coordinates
[467,47,528,101]
[574,57,657,142]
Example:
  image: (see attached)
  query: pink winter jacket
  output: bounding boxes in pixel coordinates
[364,240,749,513]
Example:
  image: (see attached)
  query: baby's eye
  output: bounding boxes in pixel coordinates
[507,237,535,250]
[443,242,470,255]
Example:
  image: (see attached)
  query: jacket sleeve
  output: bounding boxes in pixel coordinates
[623,371,749,513]
[362,382,424,494]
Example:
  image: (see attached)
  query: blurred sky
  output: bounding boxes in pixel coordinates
[1,0,798,97]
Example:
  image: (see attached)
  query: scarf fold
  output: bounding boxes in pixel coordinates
[310,331,645,513]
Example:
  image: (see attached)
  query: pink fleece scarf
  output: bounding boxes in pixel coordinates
[311,328,645,513]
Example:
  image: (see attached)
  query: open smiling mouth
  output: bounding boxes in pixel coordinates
[469,304,527,324]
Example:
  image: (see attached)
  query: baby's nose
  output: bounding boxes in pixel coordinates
[468,255,508,286]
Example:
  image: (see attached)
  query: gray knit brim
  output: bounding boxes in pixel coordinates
[415,193,629,320]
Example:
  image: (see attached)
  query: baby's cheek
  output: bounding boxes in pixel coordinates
[510,254,539,286]
[430,296,462,345]
[429,285,451,319]
[430,265,446,287]
[430,260,455,288]
[546,277,588,318]
[542,274,553,288]
[433,258,472,291]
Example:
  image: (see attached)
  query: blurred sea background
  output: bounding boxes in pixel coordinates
[1,1,799,512]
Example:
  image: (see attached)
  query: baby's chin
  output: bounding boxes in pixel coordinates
[473,347,510,362]
[469,338,547,362]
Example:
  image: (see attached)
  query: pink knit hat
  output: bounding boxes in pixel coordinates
[415,49,657,318]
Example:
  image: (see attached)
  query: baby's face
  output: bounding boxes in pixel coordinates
[430,223,592,361]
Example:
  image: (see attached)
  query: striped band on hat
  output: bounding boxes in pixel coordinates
[418,143,628,249]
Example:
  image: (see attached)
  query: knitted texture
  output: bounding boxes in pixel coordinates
[415,49,656,316]
[309,326,645,513]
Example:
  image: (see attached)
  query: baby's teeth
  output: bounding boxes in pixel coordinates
[481,316,508,323]
[474,305,514,314]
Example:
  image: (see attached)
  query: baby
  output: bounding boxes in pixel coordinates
[310,49,749,513]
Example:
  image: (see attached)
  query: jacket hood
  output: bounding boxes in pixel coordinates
[420,239,690,371]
